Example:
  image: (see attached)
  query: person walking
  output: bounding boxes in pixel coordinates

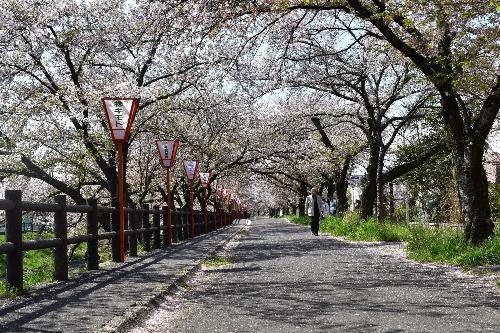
[305,187,323,236]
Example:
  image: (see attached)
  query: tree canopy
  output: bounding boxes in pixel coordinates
[0,0,499,243]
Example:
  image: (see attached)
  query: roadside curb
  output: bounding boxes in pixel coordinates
[97,221,250,333]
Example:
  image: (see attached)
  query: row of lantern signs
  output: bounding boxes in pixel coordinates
[156,139,245,210]
[102,97,246,212]
[102,97,247,262]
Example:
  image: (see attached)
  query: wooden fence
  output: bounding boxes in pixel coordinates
[0,190,239,290]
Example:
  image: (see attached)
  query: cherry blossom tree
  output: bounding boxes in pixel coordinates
[209,0,500,242]
[0,0,228,206]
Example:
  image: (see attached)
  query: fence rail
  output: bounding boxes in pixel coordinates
[0,190,245,291]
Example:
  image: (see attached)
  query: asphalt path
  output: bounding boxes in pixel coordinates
[0,225,244,333]
[130,217,500,333]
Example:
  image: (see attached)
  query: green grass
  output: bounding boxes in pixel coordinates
[285,214,500,270]
[290,213,411,242]
[0,231,162,296]
[329,215,410,242]
[1,232,55,296]
[202,256,231,268]
[0,232,89,296]
[405,226,500,268]
[286,215,309,226]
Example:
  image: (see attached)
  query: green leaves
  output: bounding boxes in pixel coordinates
[488,0,500,11]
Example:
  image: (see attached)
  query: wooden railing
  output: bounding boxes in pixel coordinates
[0,190,239,290]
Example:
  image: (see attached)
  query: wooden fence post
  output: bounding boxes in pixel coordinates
[142,204,151,252]
[111,201,120,262]
[198,211,202,235]
[54,195,68,281]
[181,209,187,240]
[178,209,182,241]
[194,211,200,236]
[173,209,179,243]
[152,205,161,249]
[5,190,23,290]
[166,205,172,247]
[87,199,99,270]
[179,210,185,241]
[129,205,138,257]
[162,206,168,248]
[194,211,201,236]
[185,210,190,239]
[177,209,182,242]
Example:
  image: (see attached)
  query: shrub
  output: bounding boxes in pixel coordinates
[286,215,309,226]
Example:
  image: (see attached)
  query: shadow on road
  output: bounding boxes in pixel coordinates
[186,219,500,332]
[0,229,230,333]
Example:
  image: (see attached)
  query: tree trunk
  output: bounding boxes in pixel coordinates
[335,156,351,217]
[388,182,395,219]
[439,90,496,243]
[361,143,379,219]
[298,197,306,216]
[376,150,386,223]
[335,179,349,217]
[326,179,335,198]
[455,143,495,244]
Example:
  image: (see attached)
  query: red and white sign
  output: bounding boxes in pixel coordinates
[183,160,199,182]
[199,172,210,188]
[102,98,139,142]
[156,139,179,168]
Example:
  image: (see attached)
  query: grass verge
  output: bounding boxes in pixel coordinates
[1,233,58,297]
[202,256,231,268]
[0,232,114,297]
[285,214,500,270]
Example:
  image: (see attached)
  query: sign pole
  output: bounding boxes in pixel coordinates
[203,187,207,234]
[190,182,195,237]
[117,141,125,262]
[199,172,210,234]
[155,139,179,244]
[166,167,172,245]
[183,160,198,238]
[102,97,139,263]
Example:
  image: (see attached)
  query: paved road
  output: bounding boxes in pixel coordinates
[130,218,500,333]
[0,224,245,333]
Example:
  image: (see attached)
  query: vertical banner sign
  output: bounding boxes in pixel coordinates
[156,139,179,169]
[183,160,199,237]
[102,97,140,263]
[199,173,210,188]
[103,99,139,142]
[199,173,210,234]
[156,139,180,246]
[183,160,198,182]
